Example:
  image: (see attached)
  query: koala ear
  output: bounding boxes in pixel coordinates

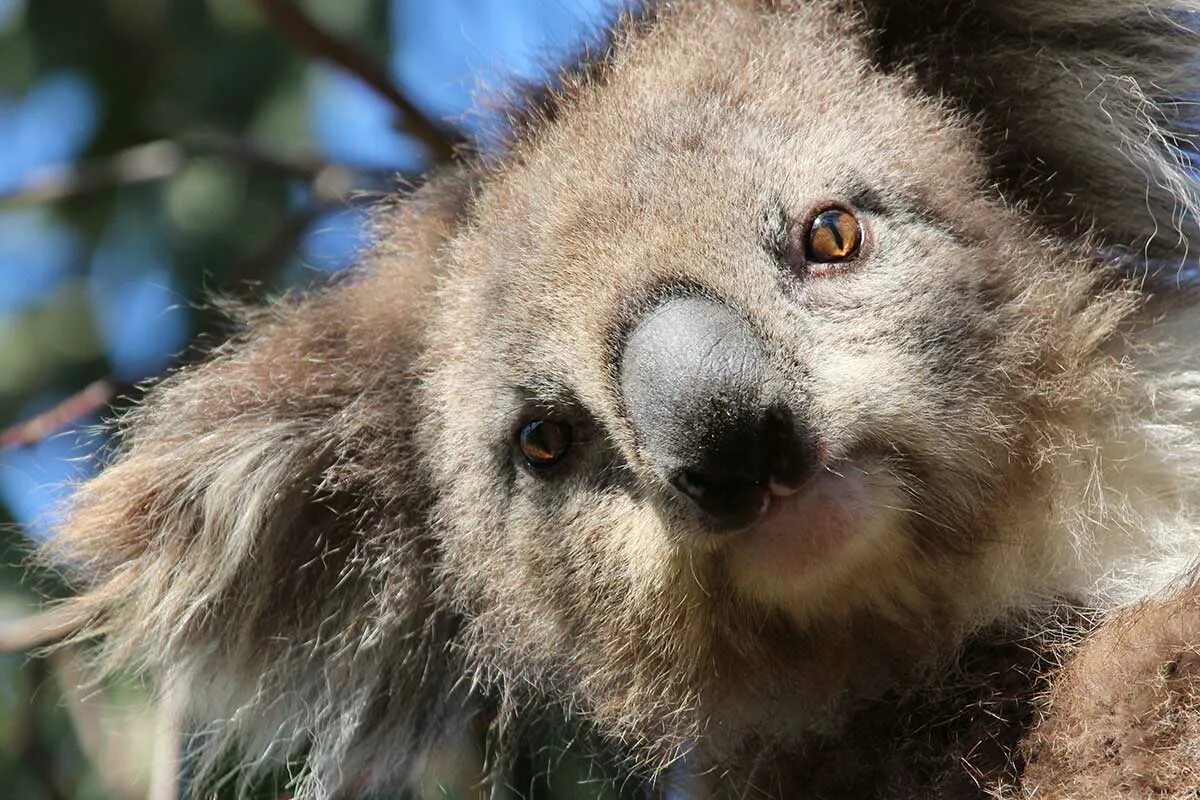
[45,168,477,796]
[866,0,1200,262]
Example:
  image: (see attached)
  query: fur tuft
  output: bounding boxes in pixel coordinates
[868,0,1200,263]
[45,177,478,797]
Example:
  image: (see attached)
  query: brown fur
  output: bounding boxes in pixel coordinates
[43,1,1200,797]
[1021,587,1200,799]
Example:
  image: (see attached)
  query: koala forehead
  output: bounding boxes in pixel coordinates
[436,1,1002,413]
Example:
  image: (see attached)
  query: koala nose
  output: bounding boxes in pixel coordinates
[619,296,818,529]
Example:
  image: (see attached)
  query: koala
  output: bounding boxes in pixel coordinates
[44,1,1200,797]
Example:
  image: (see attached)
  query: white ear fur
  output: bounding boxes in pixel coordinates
[869,0,1200,262]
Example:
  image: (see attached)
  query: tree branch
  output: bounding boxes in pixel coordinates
[0,132,378,210]
[147,680,186,800]
[250,0,460,162]
[0,380,120,451]
[51,649,147,800]
[228,203,331,292]
[0,141,186,209]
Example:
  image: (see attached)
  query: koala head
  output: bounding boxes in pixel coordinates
[47,0,1200,794]
[424,0,1198,763]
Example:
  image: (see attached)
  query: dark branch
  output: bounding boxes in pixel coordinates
[228,203,332,292]
[251,0,461,162]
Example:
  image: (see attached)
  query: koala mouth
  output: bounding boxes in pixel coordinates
[724,458,904,612]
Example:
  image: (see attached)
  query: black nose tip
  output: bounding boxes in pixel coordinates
[619,296,818,529]
[668,405,815,527]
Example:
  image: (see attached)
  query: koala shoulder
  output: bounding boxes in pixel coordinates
[1021,585,1200,798]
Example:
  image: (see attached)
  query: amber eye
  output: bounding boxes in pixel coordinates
[518,419,572,469]
[805,208,862,263]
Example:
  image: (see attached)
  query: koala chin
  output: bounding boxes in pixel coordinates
[44,1,1200,797]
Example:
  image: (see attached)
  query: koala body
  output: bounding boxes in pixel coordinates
[47,1,1200,797]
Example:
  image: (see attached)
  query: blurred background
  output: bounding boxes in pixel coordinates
[0,1,638,797]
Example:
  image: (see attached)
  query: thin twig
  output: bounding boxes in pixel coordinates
[229,203,332,291]
[179,130,364,203]
[0,605,86,652]
[0,379,119,450]
[0,133,369,210]
[178,131,324,180]
[0,204,354,453]
[251,0,460,161]
[0,141,186,208]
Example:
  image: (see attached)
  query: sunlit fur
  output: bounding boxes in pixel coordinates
[45,1,1200,797]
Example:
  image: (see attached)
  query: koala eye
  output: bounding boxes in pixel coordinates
[805,208,862,263]
[518,419,572,469]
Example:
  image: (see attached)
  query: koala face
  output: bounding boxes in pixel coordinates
[419,2,1082,758]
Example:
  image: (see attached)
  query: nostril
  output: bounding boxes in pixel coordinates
[762,405,819,490]
[672,468,771,530]
[674,470,712,506]
[667,406,820,528]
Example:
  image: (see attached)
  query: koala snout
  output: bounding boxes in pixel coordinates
[619,296,819,529]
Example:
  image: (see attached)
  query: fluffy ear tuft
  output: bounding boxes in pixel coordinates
[867,0,1200,263]
[42,171,478,798]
